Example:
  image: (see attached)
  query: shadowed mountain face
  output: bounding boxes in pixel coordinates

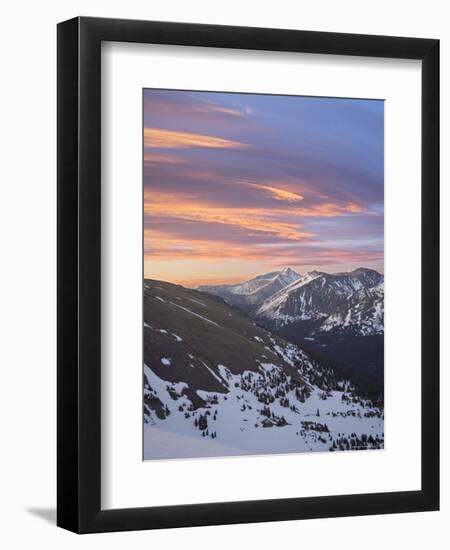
[143,279,384,459]
[198,267,384,400]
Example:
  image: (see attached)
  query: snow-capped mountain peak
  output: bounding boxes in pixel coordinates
[198,267,383,337]
[279,266,301,283]
[198,268,301,309]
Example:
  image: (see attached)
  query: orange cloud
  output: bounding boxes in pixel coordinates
[144,94,251,118]
[143,183,367,272]
[240,181,304,202]
[144,128,248,149]
[143,230,383,269]
[144,232,280,261]
[144,153,185,164]
[144,189,362,231]
[288,202,364,217]
[192,103,244,116]
[265,248,384,269]
[147,167,305,203]
[144,193,314,241]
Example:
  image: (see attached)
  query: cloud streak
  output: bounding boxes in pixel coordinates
[144,128,248,150]
[144,196,315,242]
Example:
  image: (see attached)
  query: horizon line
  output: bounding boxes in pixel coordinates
[144,265,384,289]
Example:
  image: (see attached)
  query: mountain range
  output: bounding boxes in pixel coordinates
[199,267,384,400]
[199,266,384,337]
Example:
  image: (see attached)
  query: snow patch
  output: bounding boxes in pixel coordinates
[201,361,226,385]
[167,300,220,327]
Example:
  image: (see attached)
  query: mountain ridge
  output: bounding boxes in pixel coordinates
[198,267,301,310]
[256,267,384,336]
[199,266,384,337]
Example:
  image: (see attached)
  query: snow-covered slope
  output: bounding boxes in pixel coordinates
[256,268,384,336]
[198,267,301,311]
[320,282,384,336]
[143,279,384,460]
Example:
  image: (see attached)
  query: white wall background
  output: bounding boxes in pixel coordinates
[0,1,447,548]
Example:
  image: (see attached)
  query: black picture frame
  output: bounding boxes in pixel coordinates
[57,16,439,533]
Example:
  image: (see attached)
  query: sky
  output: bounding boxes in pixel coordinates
[143,89,384,287]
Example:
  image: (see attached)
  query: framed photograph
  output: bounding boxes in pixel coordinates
[57,17,439,533]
